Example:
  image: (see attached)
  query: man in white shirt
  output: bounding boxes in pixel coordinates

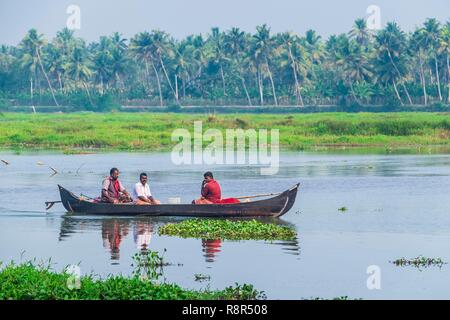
[133,173,161,205]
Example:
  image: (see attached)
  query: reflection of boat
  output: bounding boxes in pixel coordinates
[57,184,299,217]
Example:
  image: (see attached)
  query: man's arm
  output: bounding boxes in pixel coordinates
[102,189,117,203]
[201,181,209,199]
[135,184,151,203]
[119,181,130,196]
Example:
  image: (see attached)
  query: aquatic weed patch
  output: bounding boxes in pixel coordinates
[390,256,446,269]
[0,261,264,300]
[158,219,297,241]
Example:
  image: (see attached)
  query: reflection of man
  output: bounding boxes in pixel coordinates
[202,239,222,263]
[133,173,161,205]
[193,172,221,204]
[133,222,153,251]
[101,168,132,204]
[101,220,129,260]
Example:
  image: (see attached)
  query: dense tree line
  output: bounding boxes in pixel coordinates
[0,18,449,109]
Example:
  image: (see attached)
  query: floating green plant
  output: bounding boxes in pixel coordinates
[304,296,361,300]
[390,256,446,269]
[194,274,211,282]
[158,219,297,241]
[338,207,348,212]
[0,260,264,300]
[131,249,169,283]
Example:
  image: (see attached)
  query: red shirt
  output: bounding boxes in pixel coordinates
[201,180,221,203]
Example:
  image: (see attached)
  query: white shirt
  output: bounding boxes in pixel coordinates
[133,182,152,200]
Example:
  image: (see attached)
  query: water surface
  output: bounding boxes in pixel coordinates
[1,151,450,299]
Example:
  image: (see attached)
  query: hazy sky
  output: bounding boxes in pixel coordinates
[0,0,449,45]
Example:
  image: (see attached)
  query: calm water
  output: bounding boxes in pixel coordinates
[1,151,450,299]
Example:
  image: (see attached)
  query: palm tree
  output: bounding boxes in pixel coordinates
[64,45,94,106]
[279,32,305,106]
[130,32,163,106]
[253,24,278,106]
[151,30,179,104]
[224,27,252,105]
[349,18,372,48]
[209,27,227,97]
[423,18,443,101]
[438,22,450,103]
[335,36,372,104]
[20,29,59,106]
[410,29,429,104]
[92,36,113,93]
[375,22,413,105]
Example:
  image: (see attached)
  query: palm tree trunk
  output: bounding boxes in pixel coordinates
[266,60,278,106]
[220,63,226,96]
[175,74,179,101]
[150,60,163,107]
[288,47,304,107]
[159,55,179,104]
[435,56,443,101]
[349,82,362,105]
[257,70,264,106]
[447,53,450,103]
[30,77,34,106]
[419,57,427,105]
[387,49,412,105]
[58,73,63,92]
[82,81,94,107]
[392,80,404,105]
[401,83,413,105]
[144,60,151,93]
[36,48,59,106]
[239,74,252,106]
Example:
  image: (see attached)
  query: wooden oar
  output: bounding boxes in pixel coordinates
[234,192,281,200]
[45,201,62,210]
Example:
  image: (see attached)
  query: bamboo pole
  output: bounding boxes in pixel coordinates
[234,192,281,200]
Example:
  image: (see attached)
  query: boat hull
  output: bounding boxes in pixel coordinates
[58,184,299,217]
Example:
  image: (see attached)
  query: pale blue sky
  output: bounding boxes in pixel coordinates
[0,0,449,45]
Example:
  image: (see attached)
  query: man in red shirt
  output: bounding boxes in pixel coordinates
[193,172,221,204]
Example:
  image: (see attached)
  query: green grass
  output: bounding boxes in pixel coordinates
[0,261,264,300]
[158,219,297,241]
[0,112,449,151]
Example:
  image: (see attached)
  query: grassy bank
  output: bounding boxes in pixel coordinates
[0,262,263,300]
[0,112,449,151]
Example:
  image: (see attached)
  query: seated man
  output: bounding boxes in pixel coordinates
[193,172,221,204]
[101,168,132,204]
[133,172,161,205]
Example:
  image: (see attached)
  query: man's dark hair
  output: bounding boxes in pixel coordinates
[110,168,119,175]
[204,171,213,179]
[140,172,147,179]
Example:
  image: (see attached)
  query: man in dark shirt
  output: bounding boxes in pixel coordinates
[101,168,131,203]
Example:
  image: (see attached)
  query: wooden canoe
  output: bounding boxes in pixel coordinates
[58,183,299,217]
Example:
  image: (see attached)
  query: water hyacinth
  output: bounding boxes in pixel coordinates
[0,261,264,300]
[390,256,446,269]
[158,219,297,241]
